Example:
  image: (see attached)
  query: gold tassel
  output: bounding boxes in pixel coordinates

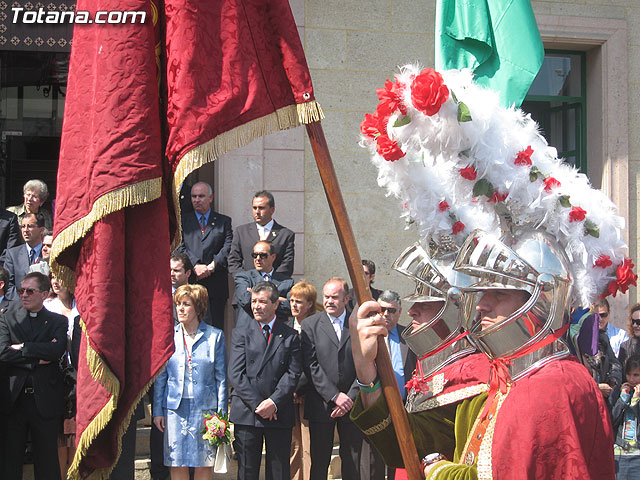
[297,100,325,124]
[50,177,163,291]
[172,104,303,247]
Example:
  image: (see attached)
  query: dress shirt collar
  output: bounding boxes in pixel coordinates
[256,219,274,235]
[26,242,43,261]
[258,316,276,333]
[261,269,275,280]
[328,310,347,328]
[195,209,211,225]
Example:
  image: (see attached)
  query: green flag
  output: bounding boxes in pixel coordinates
[435,0,544,108]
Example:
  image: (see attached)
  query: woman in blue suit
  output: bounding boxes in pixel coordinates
[153,284,227,480]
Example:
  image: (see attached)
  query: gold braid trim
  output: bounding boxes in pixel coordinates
[477,387,509,480]
[171,101,323,249]
[363,414,392,436]
[50,177,163,291]
[297,100,324,124]
[67,318,170,480]
[409,384,490,413]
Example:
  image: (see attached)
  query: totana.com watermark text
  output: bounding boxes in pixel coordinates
[12,7,146,24]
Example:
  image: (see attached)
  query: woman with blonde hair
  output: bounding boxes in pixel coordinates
[287,281,317,480]
[153,284,227,480]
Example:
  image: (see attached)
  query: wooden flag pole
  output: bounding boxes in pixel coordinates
[305,121,424,480]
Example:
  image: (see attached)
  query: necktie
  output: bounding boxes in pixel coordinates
[29,248,36,265]
[199,215,207,233]
[263,273,271,282]
[263,324,271,343]
[333,318,342,342]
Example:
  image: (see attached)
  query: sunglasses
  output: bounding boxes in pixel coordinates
[598,312,609,318]
[251,252,269,259]
[18,287,41,296]
[380,307,397,314]
[632,318,640,326]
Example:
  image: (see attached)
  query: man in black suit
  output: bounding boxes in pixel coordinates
[3,212,46,298]
[301,278,363,480]
[0,209,23,264]
[365,290,417,480]
[234,240,293,326]
[228,191,295,276]
[0,272,67,480]
[176,182,233,330]
[228,281,302,480]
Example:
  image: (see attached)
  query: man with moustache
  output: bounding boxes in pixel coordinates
[228,281,302,480]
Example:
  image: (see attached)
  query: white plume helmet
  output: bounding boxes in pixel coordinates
[360,64,636,307]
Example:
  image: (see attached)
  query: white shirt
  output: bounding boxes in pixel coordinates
[256,219,274,241]
[261,269,275,282]
[329,310,347,342]
[606,323,629,357]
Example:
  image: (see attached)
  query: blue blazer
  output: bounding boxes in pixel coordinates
[153,322,227,416]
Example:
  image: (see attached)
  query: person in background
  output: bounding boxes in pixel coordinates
[28,231,52,276]
[347,259,381,312]
[7,179,53,231]
[43,274,79,479]
[619,304,640,368]
[153,284,227,480]
[609,355,640,479]
[3,212,46,297]
[596,299,629,357]
[0,209,22,264]
[287,281,318,480]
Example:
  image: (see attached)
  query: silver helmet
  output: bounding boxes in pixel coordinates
[393,243,473,360]
[454,228,573,359]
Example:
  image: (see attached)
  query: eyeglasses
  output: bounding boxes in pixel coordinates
[632,318,640,326]
[599,312,609,318]
[252,252,269,259]
[380,307,397,314]
[18,287,41,296]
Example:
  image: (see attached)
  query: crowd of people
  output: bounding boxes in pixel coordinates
[1,178,640,480]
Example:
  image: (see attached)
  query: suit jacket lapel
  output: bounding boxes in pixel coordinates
[320,312,339,347]
[259,320,283,371]
[338,311,351,350]
[201,213,216,241]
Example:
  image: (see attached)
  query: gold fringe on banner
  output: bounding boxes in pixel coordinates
[297,100,324,125]
[50,177,163,291]
[172,102,323,249]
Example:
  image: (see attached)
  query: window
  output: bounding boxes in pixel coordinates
[522,51,587,173]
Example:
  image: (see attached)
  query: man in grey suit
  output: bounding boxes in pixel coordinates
[234,240,293,326]
[176,182,233,330]
[364,290,417,480]
[301,278,363,480]
[229,281,302,480]
[0,209,23,264]
[3,212,45,298]
[228,191,295,276]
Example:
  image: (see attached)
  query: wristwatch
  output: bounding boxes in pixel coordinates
[421,453,447,470]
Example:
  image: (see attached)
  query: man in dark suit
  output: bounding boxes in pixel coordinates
[365,290,417,480]
[234,240,293,326]
[228,281,302,480]
[176,182,232,330]
[0,272,67,480]
[347,259,382,312]
[228,191,295,276]
[0,209,23,264]
[3,212,46,298]
[301,278,363,480]
[0,266,18,475]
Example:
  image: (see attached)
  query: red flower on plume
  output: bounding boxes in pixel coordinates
[616,258,638,295]
[594,255,613,269]
[438,201,450,212]
[569,207,587,223]
[452,221,465,235]
[514,146,534,166]
[459,166,477,180]
[488,191,508,203]
[376,79,407,116]
[376,134,405,162]
[543,177,561,193]
[410,68,449,116]
[360,109,389,139]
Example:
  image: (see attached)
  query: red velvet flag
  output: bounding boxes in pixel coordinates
[51,0,320,477]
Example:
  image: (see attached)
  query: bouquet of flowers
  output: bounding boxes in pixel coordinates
[201,411,231,448]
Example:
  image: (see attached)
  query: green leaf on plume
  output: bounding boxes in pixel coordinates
[393,115,411,128]
[457,102,472,122]
[473,178,494,198]
[558,195,571,208]
[584,220,600,238]
[373,133,380,138]
[451,90,459,104]
[529,167,542,182]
